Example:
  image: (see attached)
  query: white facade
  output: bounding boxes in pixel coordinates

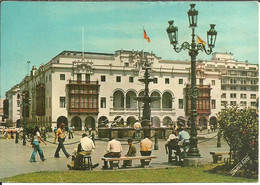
[5,50,258,130]
[5,84,21,126]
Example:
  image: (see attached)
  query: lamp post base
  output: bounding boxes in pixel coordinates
[184,157,203,166]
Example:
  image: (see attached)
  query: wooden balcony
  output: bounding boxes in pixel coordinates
[68,107,99,114]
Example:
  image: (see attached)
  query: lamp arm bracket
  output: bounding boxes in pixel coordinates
[197,44,212,55]
[174,42,190,53]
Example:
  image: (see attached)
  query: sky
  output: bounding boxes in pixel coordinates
[0,1,259,98]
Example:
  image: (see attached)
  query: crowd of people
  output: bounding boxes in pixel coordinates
[7,120,194,170]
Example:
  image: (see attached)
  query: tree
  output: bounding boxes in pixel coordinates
[217,105,258,177]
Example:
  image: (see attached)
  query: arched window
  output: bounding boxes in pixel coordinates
[113,91,124,109]
[162,92,172,109]
[151,91,161,110]
[126,91,137,109]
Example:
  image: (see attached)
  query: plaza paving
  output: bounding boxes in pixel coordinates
[0,130,229,179]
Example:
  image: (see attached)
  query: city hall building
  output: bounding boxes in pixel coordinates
[4,50,258,130]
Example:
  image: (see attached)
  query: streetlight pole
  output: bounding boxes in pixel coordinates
[22,92,26,145]
[166,4,217,158]
[22,91,31,145]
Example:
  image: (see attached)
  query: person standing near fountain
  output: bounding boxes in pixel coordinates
[134,120,142,139]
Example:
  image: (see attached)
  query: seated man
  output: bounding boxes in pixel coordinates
[165,134,181,164]
[102,138,122,169]
[67,133,99,170]
[177,127,190,157]
[140,135,152,167]
[122,139,136,168]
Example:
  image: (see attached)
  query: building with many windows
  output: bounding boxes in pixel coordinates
[4,50,258,130]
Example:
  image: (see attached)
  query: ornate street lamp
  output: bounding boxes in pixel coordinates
[22,91,31,145]
[166,4,217,157]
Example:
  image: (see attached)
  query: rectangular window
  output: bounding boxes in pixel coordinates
[129,77,134,83]
[153,78,158,84]
[60,74,65,80]
[199,79,203,85]
[60,97,66,108]
[211,80,215,85]
[179,79,183,84]
[86,74,90,81]
[241,71,247,76]
[240,86,247,91]
[251,102,256,106]
[250,94,256,99]
[125,63,129,67]
[230,101,236,106]
[230,86,237,90]
[101,75,106,82]
[116,76,121,82]
[240,94,247,99]
[49,74,51,81]
[240,101,247,106]
[101,97,106,108]
[221,85,226,90]
[77,74,82,82]
[211,99,216,109]
[165,78,170,84]
[221,93,226,98]
[179,99,183,109]
[230,93,236,98]
[221,101,227,106]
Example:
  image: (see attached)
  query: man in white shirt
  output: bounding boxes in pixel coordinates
[67,133,99,170]
[102,138,122,169]
[140,135,153,167]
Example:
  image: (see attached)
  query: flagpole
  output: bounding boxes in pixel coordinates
[82,27,84,61]
[142,26,144,52]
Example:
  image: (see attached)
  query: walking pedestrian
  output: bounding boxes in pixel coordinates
[207,125,211,133]
[68,125,73,139]
[53,123,70,158]
[54,127,57,135]
[30,126,46,162]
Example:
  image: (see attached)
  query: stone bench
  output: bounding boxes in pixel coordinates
[210,152,230,163]
[101,155,157,169]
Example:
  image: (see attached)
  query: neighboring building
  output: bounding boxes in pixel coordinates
[5,84,21,127]
[5,50,258,130]
[0,98,4,125]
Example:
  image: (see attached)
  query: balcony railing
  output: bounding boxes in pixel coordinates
[110,108,174,112]
[69,107,99,113]
[186,84,211,89]
[68,80,99,85]
[186,109,211,114]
